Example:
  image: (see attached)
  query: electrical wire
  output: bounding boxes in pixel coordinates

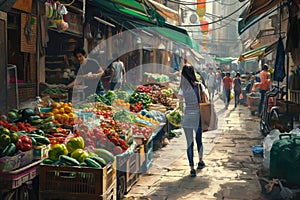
[166,0,242,6]
[188,17,235,34]
[180,0,249,27]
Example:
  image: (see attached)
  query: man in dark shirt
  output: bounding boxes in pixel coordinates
[67,48,104,98]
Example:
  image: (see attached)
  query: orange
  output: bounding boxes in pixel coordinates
[47,112,54,116]
[59,108,65,114]
[52,102,60,108]
[64,106,72,113]
[52,108,59,114]
[68,102,73,107]
[54,114,62,120]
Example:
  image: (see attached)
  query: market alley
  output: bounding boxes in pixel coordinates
[125,97,267,200]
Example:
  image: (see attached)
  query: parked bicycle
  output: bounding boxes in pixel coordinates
[260,85,298,136]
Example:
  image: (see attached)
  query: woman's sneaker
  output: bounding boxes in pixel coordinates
[190,169,196,177]
[197,161,205,169]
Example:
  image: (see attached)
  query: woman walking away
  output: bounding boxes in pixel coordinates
[178,64,205,177]
[222,72,233,109]
[233,72,242,107]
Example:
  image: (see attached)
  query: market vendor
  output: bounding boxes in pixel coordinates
[66,48,105,98]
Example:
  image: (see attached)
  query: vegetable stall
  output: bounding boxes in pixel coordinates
[0,83,181,200]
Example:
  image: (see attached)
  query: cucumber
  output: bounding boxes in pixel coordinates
[2,143,17,157]
[84,157,102,168]
[26,134,50,145]
[29,115,41,122]
[52,160,62,166]
[80,162,88,167]
[89,156,107,167]
[28,137,37,146]
[59,155,80,166]
[94,148,115,164]
[42,158,54,164]
[29,129,45,136]
[31,119,44,126]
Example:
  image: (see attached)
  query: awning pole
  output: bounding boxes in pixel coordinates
[286,52,289,101]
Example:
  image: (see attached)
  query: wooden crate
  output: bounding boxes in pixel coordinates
[141,140,153,173]
[289,90,300,104]
[116,152,139,192]
[39,161,116,200]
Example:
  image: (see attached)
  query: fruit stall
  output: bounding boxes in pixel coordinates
[0,83,181,199]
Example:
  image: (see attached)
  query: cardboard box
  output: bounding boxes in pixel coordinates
[33,145,50,160]
[0,153,21,172]
[20,149,33,167]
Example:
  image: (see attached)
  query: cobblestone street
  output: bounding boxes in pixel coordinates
[125,97,268,200]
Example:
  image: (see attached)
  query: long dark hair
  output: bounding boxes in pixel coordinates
[180,65,198,90]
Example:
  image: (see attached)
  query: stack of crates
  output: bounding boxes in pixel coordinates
[141,139,153,173]
[116,151,139,193]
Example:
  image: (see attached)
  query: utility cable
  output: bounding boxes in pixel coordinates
[180,0,249,27]
[165,0,242,6]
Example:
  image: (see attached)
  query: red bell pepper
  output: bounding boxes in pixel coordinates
[16,135,32,152]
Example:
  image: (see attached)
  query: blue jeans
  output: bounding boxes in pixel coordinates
[183,126,203,167]
[234,91,241,107]
[225,89,231,107]
[258,90,267,114]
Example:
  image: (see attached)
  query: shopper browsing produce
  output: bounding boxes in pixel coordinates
[67,48,104,98]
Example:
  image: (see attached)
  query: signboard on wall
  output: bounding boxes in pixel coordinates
[21,13,36,53]
[65,12,83,36]
[13,0,32,13]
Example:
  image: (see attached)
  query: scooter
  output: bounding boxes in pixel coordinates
[260,85,289,136]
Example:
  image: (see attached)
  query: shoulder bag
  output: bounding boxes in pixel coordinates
[198,84,218,132]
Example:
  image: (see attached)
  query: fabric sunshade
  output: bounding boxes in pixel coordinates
[238,41,278,61]
[147,0,180,22]
[214,57,237,63]
[142,25,194,49]
[243,0,284,24]
[238,6,278,35]
[91,0,198,50]
[91,0,162,25]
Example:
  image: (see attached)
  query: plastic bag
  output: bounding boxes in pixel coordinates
[263,129,281,169]
[239,93,243,100]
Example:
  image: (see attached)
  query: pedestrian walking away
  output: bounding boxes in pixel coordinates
[206,68,216,102]
[178,63,205,177]
[222,72,233,109]
[233,72,242,107]
[258,64,271,115]
[109,54,126,90]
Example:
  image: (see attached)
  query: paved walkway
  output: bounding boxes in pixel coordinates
[125,97,269,200]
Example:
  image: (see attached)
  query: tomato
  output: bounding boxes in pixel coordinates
[100,122,107,127]
[109,120,116,126]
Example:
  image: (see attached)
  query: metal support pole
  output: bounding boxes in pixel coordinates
[286,52,289,101]
[36,0,40,96]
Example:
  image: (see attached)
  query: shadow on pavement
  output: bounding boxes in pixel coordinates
[143,175,210,200]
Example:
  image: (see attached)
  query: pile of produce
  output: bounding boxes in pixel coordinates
[148,91,177,110]
[166,110,182,127]
[43,135,115,168]
[129,91,152,110]
[0,127,50,159]
[42,87,68,95]
[45,101,76,126]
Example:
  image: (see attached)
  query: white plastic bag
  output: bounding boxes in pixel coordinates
[263,129,281,169]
